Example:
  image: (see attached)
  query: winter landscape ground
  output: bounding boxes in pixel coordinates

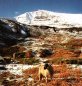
[0,10,82,86]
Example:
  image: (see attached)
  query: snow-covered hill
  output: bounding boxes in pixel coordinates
[15,10,82,28]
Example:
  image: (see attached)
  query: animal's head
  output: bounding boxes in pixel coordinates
[44,63,54,75]
[44,63,49,69]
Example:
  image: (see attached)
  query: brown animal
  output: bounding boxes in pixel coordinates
[39,63,54,83]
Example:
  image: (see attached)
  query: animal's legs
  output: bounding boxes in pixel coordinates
[46,77,47,83]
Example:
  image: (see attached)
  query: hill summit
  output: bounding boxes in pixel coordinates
[15,10,82,28]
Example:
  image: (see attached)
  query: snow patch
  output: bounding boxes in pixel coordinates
[6,64,38,75]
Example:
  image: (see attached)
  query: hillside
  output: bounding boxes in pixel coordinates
[1,10,82,86]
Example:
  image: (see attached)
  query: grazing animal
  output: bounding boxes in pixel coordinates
[39,63,54,83]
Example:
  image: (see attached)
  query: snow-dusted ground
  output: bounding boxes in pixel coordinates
[0,64,38,75]
[70,64,82,70]
[0,64,82,76]
[6,64,39,75]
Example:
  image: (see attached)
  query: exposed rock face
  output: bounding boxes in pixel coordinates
[0,18,30,48]
[27,25,55,37]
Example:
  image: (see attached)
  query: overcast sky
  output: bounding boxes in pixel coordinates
[0,0,82,18]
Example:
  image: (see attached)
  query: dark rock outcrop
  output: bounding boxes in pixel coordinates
[0,18,30,48]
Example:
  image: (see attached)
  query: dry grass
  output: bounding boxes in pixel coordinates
[0,63,82,86]
[21,63,82,86]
